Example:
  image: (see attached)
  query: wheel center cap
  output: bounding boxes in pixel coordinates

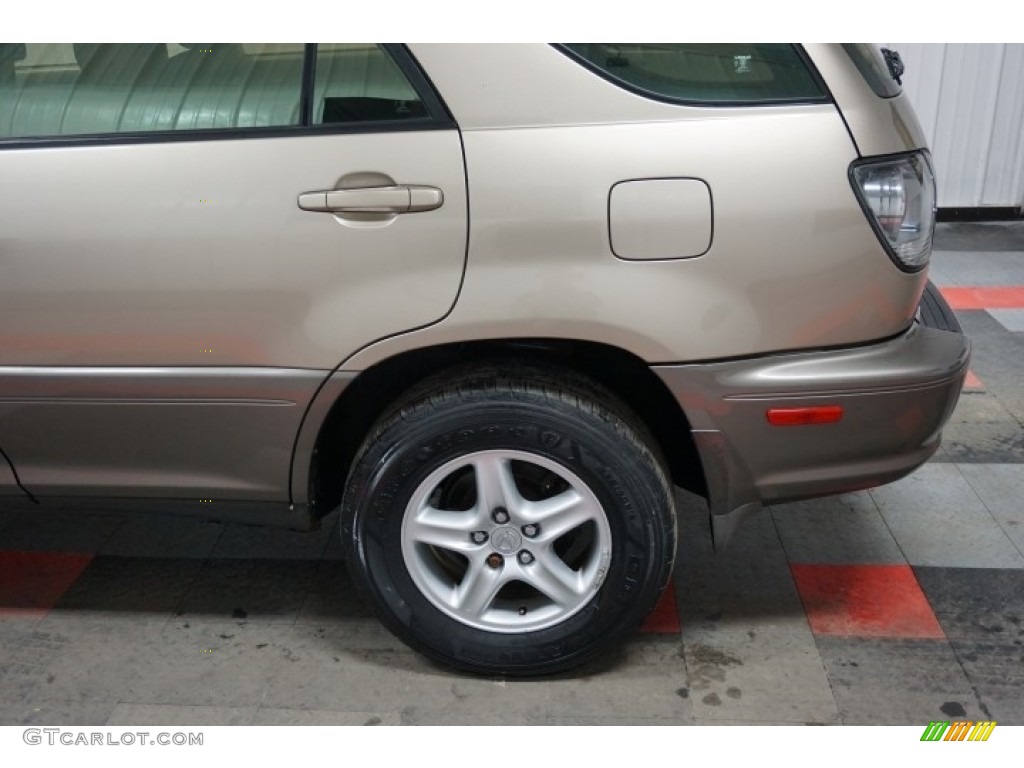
[491,526,522,554]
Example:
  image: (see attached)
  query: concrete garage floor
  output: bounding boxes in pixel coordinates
[1,222,1022,726]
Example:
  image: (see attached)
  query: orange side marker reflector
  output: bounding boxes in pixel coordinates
[766,405,843,426]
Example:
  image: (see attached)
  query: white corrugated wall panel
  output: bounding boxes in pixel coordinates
[985,44,1024,207]
[886,43,1024,209]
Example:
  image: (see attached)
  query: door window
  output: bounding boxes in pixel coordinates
[0,44,432,140]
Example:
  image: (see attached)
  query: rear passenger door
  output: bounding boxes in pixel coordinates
[0,44,467,502]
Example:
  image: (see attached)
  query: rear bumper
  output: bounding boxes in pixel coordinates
[653,319,970,547]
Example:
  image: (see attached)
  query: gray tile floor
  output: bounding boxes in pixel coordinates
[1,222,1022,726]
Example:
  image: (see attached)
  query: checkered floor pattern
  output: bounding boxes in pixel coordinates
[1,222,1022,726]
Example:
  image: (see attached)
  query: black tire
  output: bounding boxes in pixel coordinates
[341,363,677,676]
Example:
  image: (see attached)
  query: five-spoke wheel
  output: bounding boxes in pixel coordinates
[401,450,612,633]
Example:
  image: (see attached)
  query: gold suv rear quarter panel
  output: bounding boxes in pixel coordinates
[346,44,925,370]
[345,45,925,371]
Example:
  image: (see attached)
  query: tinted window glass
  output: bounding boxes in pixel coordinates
[562,44,825,104]
[313,44,426,124]
[0,44,304,138]
[842,44,902,98]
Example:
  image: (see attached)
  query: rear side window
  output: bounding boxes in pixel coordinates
[560,44,826,105]
[0,43,429,140]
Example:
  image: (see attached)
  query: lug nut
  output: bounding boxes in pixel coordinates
[486,553,504,569]
[518,550,534,565]
[492,507,510,524]
[521,523,539,538]
[470,531,489,545]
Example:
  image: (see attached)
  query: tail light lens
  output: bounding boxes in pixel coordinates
[851,151,936,271]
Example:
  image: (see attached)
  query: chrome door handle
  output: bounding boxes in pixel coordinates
[297,185,443,214]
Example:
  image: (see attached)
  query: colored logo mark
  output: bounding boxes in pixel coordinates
[920,721,996,741]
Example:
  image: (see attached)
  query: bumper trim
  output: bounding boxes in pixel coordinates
[654,322,970,549]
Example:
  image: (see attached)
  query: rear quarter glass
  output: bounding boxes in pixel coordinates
[559,43,827,105]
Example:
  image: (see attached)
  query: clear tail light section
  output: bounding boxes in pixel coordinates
[850,151,936,272]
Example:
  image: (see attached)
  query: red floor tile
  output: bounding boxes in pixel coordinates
[963,370,985,392]
[791,564,945,639]
[0,551,93,618]
[639,581,681,634]
[940,286,1024,310]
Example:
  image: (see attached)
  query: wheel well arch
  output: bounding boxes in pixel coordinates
[304,339,706,516]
